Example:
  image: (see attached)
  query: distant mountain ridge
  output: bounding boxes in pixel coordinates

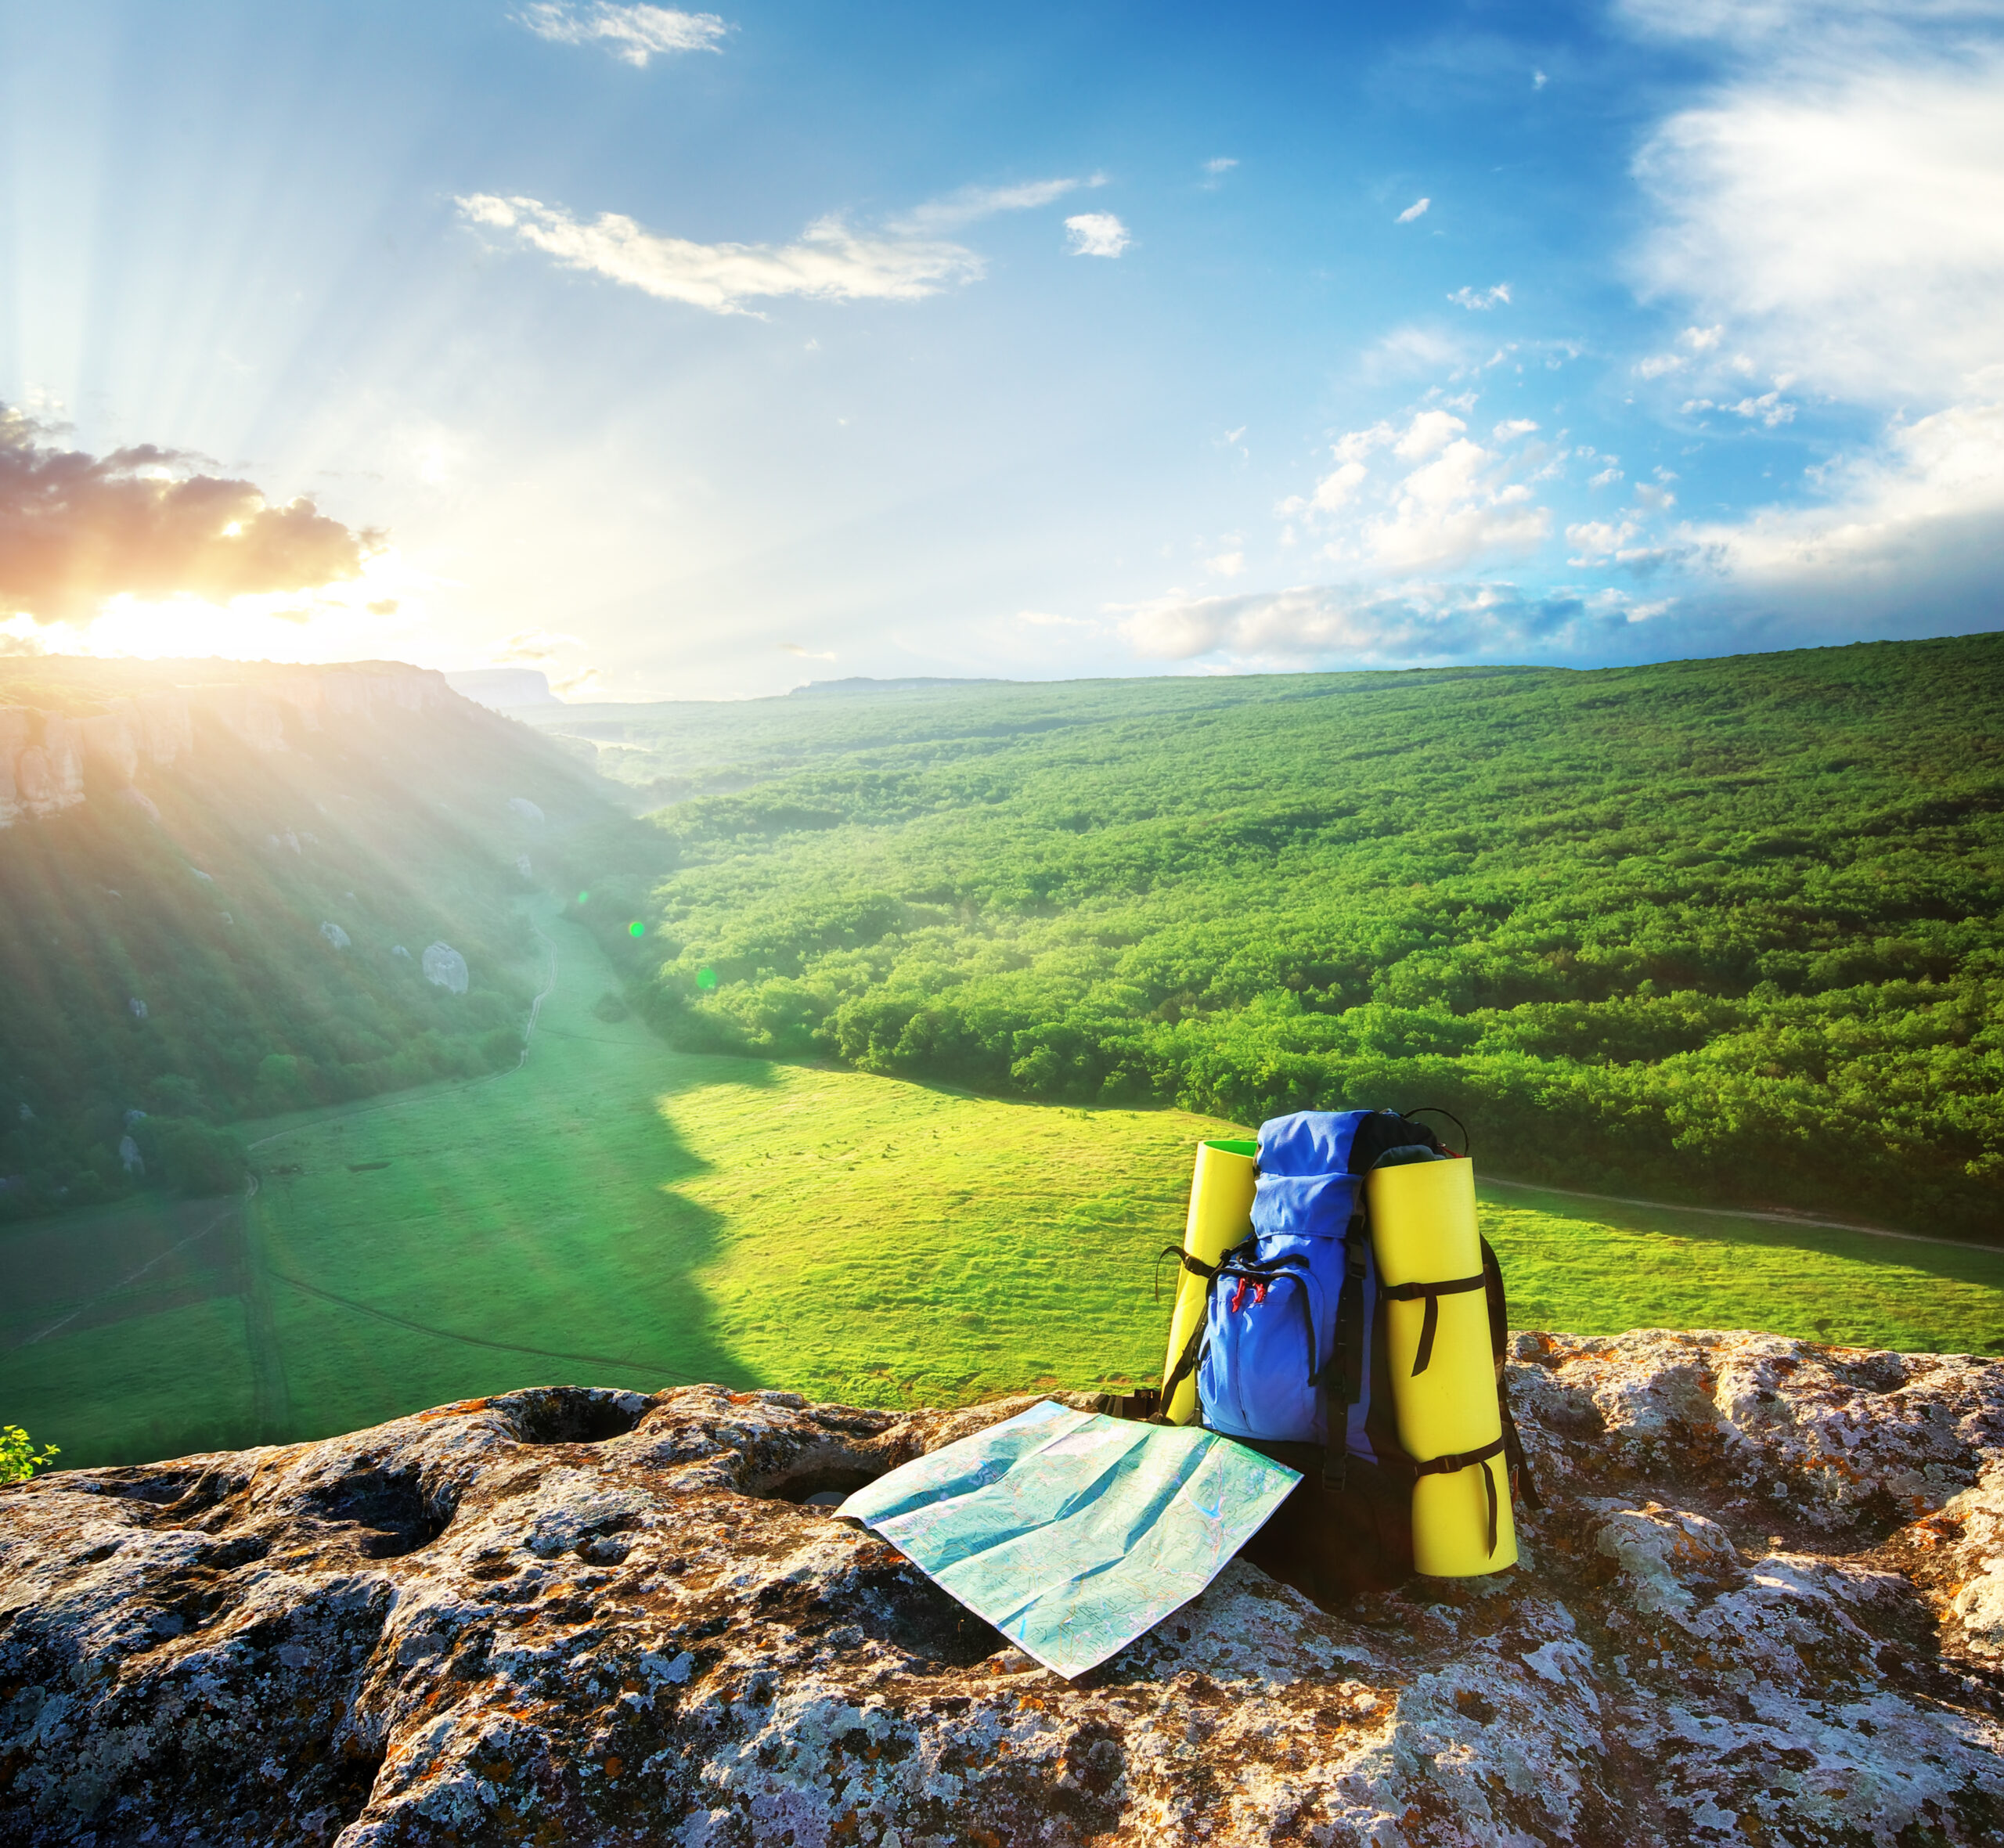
[791,675,1007,696]
[445,667,560,709]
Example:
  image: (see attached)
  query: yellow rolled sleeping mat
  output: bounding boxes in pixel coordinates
[1159,1137,1258,1425]
[1365,1157,1516,1576]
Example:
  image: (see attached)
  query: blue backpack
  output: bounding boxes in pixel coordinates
[1162,1106,1537,1599]
[1191,1108,1404,1454]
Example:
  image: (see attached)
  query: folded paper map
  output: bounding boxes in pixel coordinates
[837,1400,1302,1678]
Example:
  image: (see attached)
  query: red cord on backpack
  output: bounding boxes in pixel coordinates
[1227,1277,1270,1313]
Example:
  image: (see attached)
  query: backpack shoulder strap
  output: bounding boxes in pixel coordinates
[1318,1223,1370,1490]
[1480,1234,1542,1511]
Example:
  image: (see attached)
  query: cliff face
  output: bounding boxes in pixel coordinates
[0,667,456,829]
[2,1329,2001,1847]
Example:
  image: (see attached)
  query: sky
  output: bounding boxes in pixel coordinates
[1,0,2000,701]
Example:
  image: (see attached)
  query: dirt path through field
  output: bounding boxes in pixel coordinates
[10,1198,242,1349]
[1483,1176,1988,1255]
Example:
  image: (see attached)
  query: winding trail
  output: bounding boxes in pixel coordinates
[1483,1176,1994,1255]
[16,1201,240,1350]
[264,1270,703,1383]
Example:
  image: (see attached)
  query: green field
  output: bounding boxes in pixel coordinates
[8,907,2002,1469]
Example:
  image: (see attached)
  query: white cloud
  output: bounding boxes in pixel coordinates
[1364,443,1551,573]
[1204,157,1238,175]
[1449,283,1512,310]
[1566,519,1638,564]
[1635,53,2004,403]
[1065,212,1131,258]
[1589,465,1624,488]
[1681,391,1797,426]
[1397,197,1432,223]
[1360,326,1466,378]
[893,177,1092,234]
[1493,419,1539,440]
[1679,396,2004,601]
[1621,19,2004,627]
[457,193,982,315]
[780,643,836,659]
[1114,578,1622,665]
[1307,459,1368,513]
[1204,550,1246,578]
[1614,1,2004,49]
[497,627,583,663]
[1534,68,1549,89]
[1016,610,1092,629]
[1278,408,1553,576]
[1394,409,1467,461]
[516,3,728,67]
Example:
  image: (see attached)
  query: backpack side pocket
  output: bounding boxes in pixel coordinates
[1198,1260,1326,1445]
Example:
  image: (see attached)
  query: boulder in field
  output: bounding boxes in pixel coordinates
[421,942,469,994]
[319,921,351,950]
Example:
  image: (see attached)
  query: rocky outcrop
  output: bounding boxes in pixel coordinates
[2,1330,2000,1846]
[421,942,470,994]
[0,711,84,825]
[0,667,456,830]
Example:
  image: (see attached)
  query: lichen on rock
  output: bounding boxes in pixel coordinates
[2,1330,2000,1845]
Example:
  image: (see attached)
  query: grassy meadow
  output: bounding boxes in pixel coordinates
[9,907,2001,1469]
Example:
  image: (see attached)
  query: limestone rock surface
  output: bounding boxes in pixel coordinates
[2,1331,2001,1846]
[421,942,469,994]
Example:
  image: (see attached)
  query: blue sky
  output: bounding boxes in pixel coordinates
[2,1,1999,698]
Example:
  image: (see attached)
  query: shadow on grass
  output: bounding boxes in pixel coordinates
[12,914,788,1468]
[240,920,789,1450]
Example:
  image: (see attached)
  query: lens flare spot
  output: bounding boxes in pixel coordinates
[695,967,718,991]
[628,920,645,938]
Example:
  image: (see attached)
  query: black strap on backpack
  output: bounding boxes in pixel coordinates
[1317,1110,1444,1493]
[1380,1273,1488,1374]
[1154,1240,1248,1416]
[1153,1245,1219,1303]
[1412,1436,1509,1556]
[1479,1234,1542,1513]
[1319,1234,1369,1490]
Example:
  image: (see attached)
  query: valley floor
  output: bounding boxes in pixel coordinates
[8,904,2002,1468]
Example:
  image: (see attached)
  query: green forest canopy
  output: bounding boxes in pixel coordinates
[552,635,2003,1240]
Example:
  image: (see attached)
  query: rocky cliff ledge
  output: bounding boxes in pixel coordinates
[0,664,456,829]
[4,1331,2002,1846]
